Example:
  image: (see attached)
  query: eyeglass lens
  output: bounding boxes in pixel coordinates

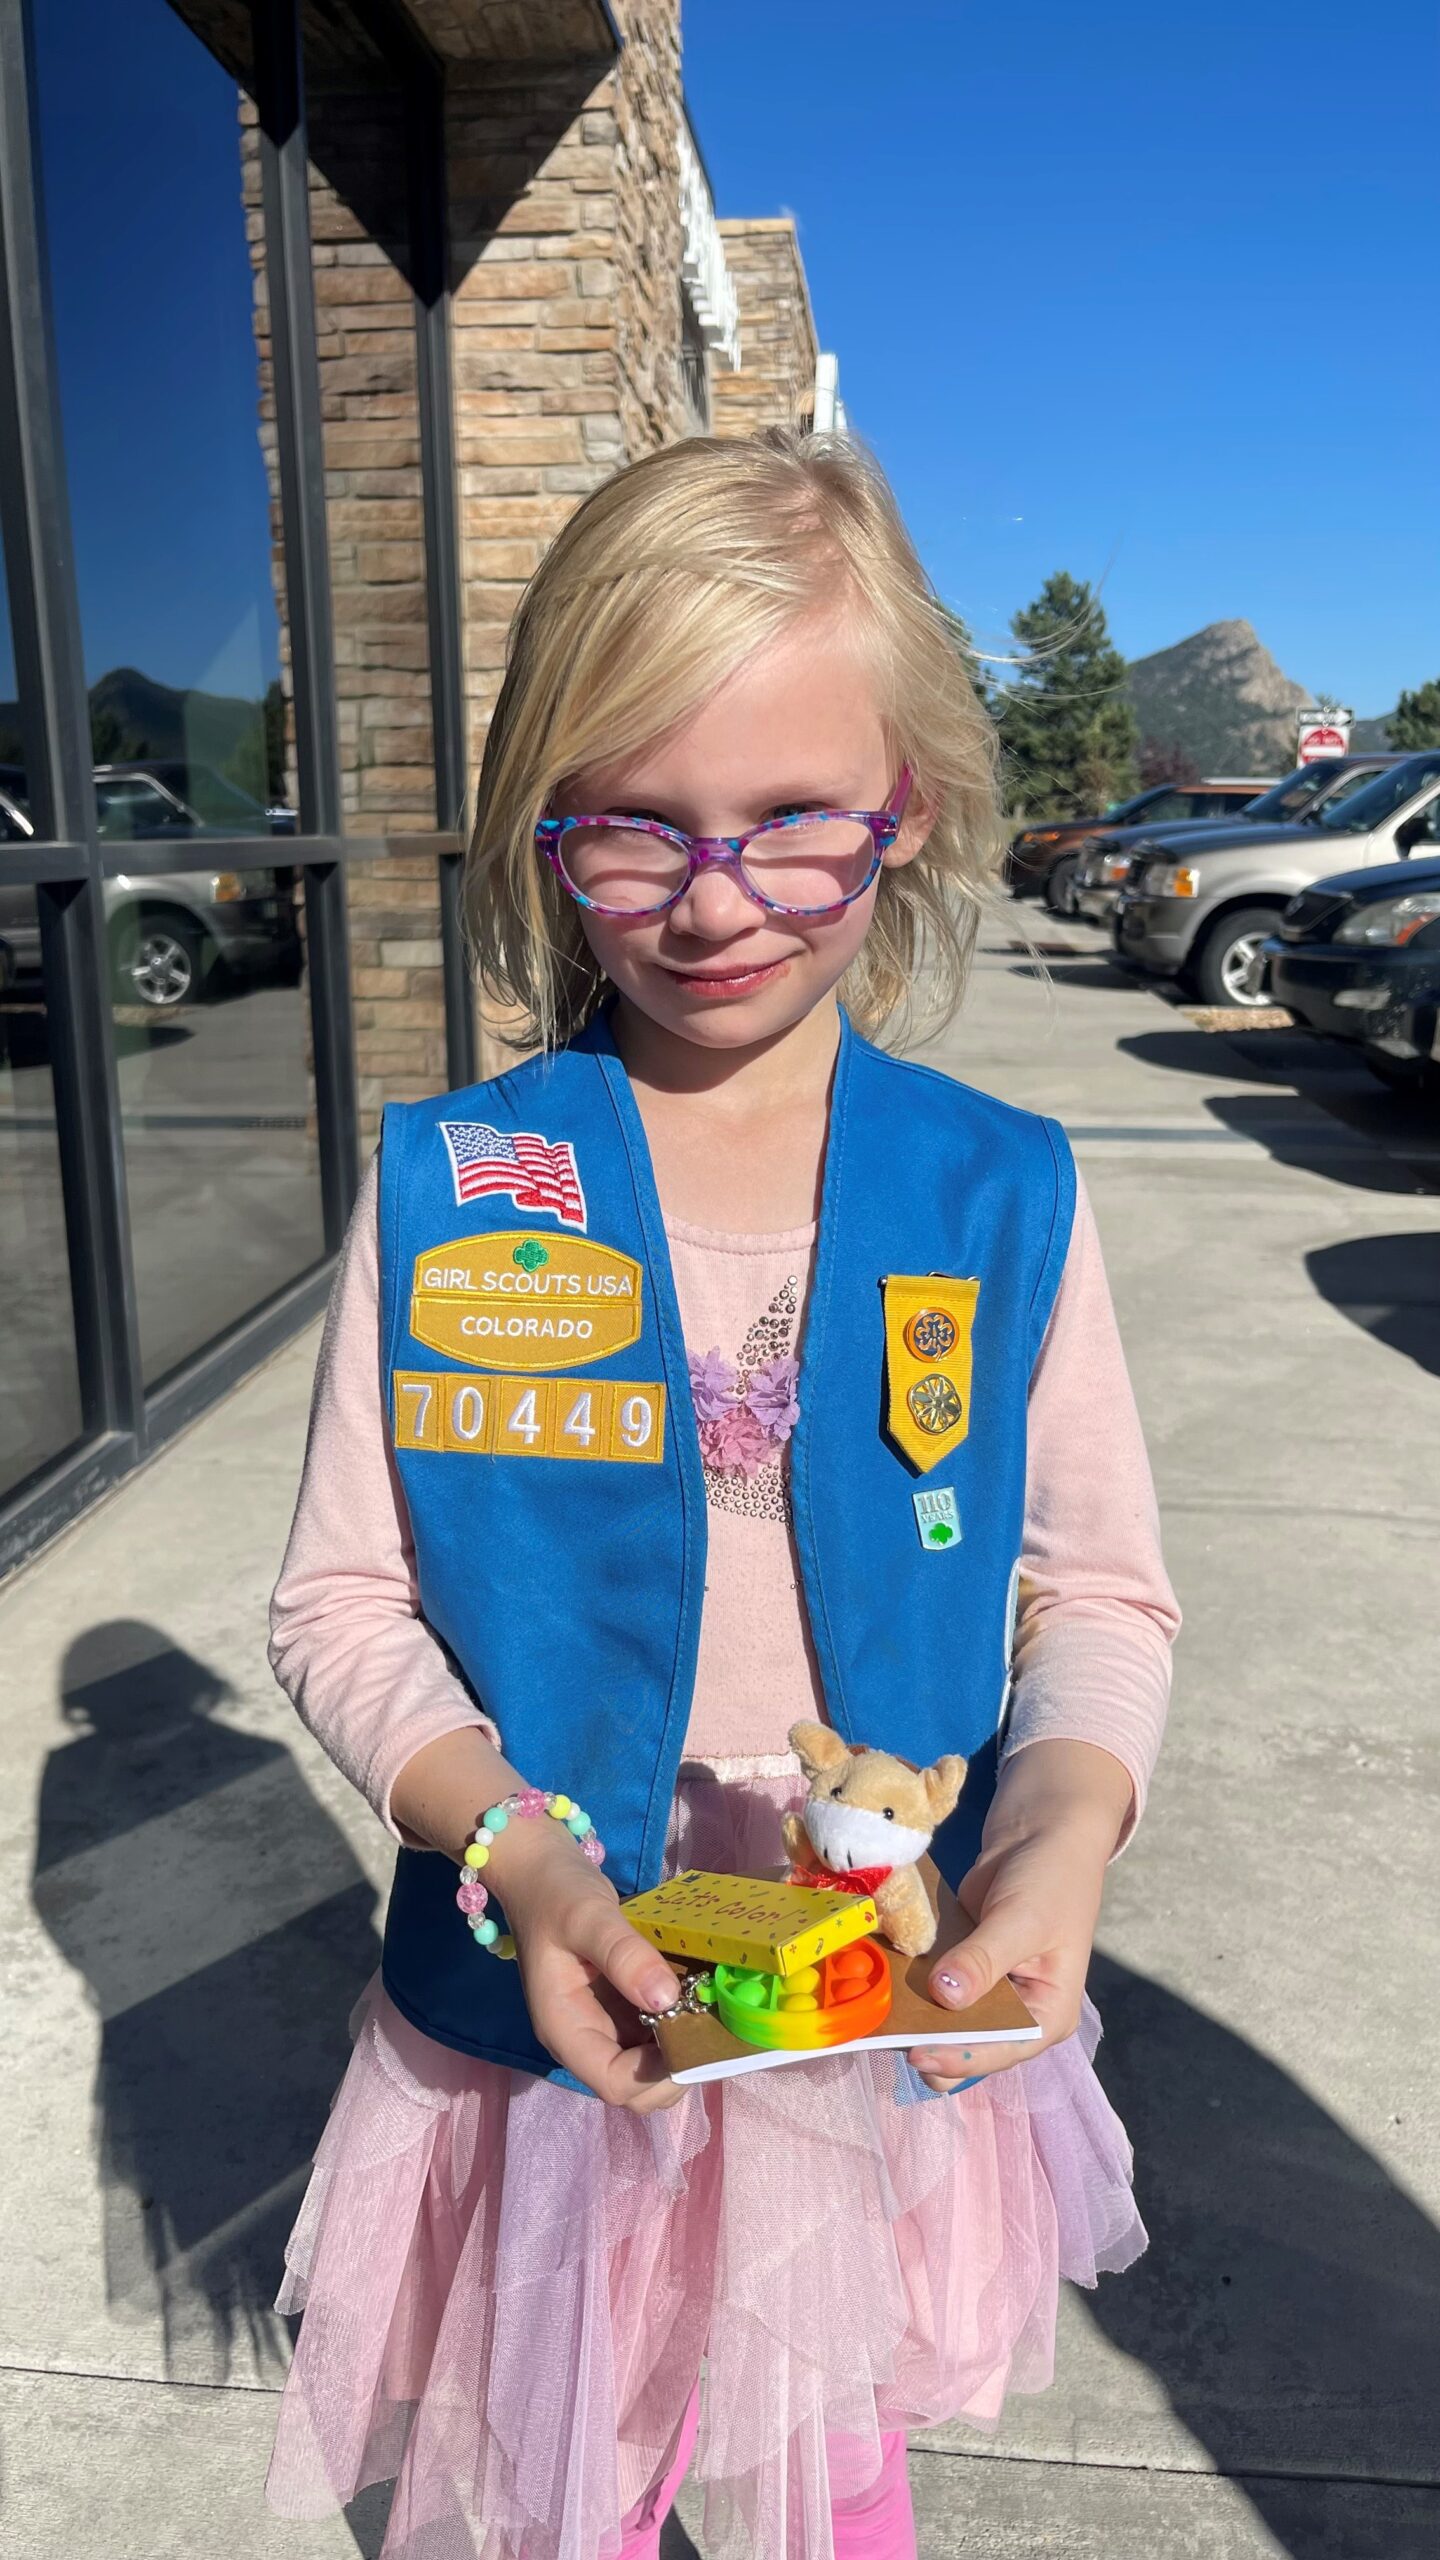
[558,816,879,913]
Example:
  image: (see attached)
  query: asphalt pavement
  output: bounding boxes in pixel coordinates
[2,915,1437,2557]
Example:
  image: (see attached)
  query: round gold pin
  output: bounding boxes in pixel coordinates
[906,1374,964,1436]
[903,1306,959,1362]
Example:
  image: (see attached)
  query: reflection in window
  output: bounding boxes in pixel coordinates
[0,521,27,828]
[34,0,293,835]
[35,0,325,1387]
[0,900,84,1497]
[110,868,324,1385]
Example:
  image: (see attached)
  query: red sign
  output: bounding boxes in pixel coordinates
[1297,709,1352,762]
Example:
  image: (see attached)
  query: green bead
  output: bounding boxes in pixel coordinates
[566,1808,592,1838]
[483,1806,508,1832]
[472,1916,499,1946]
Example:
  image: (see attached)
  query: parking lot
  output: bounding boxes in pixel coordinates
[2,911,1438,2556]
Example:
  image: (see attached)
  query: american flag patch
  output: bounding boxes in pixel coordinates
[439,1122,587,1230]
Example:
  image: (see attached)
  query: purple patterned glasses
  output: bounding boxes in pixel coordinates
[536,767,913,919]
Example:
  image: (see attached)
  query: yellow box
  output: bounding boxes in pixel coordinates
[621,1870,877,1977]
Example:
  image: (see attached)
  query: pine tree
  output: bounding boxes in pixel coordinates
[1388,677,1440,751]
[996,572,1137,817]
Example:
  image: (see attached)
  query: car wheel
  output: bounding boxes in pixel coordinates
[1190,906,1281,1009]
[1044,854,1080,916]
[112,911,205,1009]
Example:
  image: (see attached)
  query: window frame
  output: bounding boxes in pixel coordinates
[0,0,472,1570]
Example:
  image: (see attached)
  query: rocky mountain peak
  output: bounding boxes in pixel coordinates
[1127,621,1327,776]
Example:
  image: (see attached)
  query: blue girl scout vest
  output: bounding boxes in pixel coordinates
[377,1007,1075,2087]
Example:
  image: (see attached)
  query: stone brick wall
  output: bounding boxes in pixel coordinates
[443,0,689,1077]
[447,0,686,785]
[711,218,819,439]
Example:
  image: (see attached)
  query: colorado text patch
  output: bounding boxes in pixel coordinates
[409,1230,644,1372]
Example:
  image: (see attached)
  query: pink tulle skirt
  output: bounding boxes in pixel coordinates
[266,1762,1145,2560]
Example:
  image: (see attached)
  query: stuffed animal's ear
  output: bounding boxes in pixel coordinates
[922,1754,967,1821]
[788,1719,851,1780]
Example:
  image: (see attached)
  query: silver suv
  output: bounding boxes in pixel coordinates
[1071,753,1405,925]
[0,771,299,1007]
[1113,752,1440,1007]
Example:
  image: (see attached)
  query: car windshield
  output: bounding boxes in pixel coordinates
[176,767,271,829]
[1106,788,1170,822]
[1298,763,1386,820]
[1246,766,1344,823]
[1314,757,1440,833]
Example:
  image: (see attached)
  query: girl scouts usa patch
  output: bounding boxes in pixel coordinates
[439,1121,587,1229]
[410,1231,643,1370]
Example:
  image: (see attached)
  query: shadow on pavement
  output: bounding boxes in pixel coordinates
[1117,1026,1308,1086]
[30,1621,381,2388]
[1086,1954,1440,2553]
[1202,1091,1440,1196]
[1007,959,1130,989]
[1305,1233,1440,1376]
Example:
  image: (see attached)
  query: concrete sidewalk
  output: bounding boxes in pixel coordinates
[3,921,1438,2557]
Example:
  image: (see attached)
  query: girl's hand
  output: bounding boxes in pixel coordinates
[907,1739,1133,2096]
[389,1728,685,2112]
[493,1819,688,2112]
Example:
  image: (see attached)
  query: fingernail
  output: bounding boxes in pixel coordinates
[645,1974,678,2010]
[933,1971,971,2007]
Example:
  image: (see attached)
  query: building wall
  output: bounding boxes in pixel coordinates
[233,0,824,1121]
[445,0,691,1074]
[711,218,819,439]
[448,0,687,779]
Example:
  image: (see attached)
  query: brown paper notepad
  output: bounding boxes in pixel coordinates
[640,1859,1039,2085]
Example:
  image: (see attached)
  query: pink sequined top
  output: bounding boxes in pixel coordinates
[271,1158,1179,1847]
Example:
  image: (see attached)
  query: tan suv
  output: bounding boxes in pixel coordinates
[1114,753,1440,1006]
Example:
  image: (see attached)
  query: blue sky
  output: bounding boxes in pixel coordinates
[3,0,1433,720]
[687,0,1439,713]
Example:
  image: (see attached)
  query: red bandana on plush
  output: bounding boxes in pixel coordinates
[790,1863,893,1898]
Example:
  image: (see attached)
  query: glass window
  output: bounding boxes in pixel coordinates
[33,0,292,839]
[0,896,85,1497]
[1316,757,1440,834]
[35,0,326,1386]
[94,776,197,841]
[1401,793,1440,848]
[1247,766,1332,823]
[1306,763,1383,816]
[109,868,324,1385]
[0,526,29,830]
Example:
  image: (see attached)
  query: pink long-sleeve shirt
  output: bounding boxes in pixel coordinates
[270,1156,1178,1846]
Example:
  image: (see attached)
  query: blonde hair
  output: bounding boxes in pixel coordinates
[464,427,1003,1051]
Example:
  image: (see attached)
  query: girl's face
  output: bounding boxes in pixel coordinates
[555,611,932,1059]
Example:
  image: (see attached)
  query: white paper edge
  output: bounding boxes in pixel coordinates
[671,2023,1042,2085]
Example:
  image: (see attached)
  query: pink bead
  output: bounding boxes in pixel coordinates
[515,1789,548,1818]
[456,1880,489,1914]
[581,1834,605,1865]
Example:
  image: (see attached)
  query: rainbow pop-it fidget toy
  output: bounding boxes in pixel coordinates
[711,1937,892,2051]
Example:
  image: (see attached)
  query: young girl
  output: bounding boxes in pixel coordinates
[265,429,1178,2560]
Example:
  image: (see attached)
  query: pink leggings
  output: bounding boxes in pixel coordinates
[617,2390,916,2560]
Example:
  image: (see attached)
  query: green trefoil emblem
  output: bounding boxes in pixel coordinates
[513,1240,549,1272]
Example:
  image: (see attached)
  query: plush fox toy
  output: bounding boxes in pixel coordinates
[781,1720,967,1958]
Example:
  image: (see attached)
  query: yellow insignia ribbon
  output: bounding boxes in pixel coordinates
[882,1274,980,1474]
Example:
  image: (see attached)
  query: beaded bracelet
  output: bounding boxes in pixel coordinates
[455,1788,607,1959]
